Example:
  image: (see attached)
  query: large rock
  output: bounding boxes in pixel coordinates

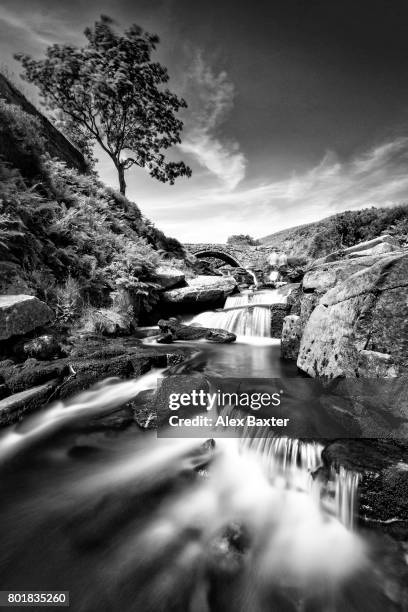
[155,266,185,290]
[297,253,408,379]
[157,318,236,343]
[302,257,384,294]
[162,276,237,311]
[0,295,54,341]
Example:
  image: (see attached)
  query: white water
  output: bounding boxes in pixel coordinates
[0,381,365,609]
[192,288,288,337]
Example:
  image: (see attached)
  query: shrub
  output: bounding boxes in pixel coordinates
[75,306,133,336]
[55,276,83,324]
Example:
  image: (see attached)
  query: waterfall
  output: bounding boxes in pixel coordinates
[191,288,288,337]
[216,402,360,530]
[241,435,360,530]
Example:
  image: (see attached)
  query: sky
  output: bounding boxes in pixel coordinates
[2,0,408,242]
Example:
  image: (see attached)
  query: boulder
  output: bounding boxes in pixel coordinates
[155,266,186,290]
[157,318,236,343]
[0,295,54,341]
[281,315,302,360]
[302,258,380,293]
[162,276,237,312]
[297,253,408,379]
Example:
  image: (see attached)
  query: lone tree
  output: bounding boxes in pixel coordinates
[15,15,191,195]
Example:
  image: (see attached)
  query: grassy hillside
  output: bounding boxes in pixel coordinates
[260,206,408,258]
[0,85,185,330]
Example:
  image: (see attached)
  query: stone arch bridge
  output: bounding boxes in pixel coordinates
[184,243,280,270]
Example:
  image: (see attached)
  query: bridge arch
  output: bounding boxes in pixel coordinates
[193,249,242,267]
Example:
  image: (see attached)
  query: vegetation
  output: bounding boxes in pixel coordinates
[261,206,408,258]
[227,234,260,246]
[0,99,185,327]
[16,15,191,195]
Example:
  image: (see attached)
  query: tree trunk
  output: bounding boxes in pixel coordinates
[117,164,126,195]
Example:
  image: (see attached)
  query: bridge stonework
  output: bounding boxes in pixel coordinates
[184,243,278,270]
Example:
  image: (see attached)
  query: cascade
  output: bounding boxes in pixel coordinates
[191,287,288,337]
[189,284,361,530]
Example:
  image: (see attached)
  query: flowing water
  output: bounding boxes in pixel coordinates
[0,288,400,611]
[191,288,289,337]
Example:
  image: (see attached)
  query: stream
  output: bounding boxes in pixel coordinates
[0,288,405,611]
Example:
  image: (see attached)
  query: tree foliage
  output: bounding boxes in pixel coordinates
[15,15,192,194]
[227,234,260,246]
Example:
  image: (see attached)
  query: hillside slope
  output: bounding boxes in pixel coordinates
[0,77,185,328]
[260,206,408,258]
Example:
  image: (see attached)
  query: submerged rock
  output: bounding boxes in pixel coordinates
[0,295,54,341]
[157,318,236,343]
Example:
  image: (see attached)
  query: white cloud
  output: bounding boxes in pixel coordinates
[178,52,246,190]
[148,136,408,241]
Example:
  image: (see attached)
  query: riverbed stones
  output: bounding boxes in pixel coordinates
[0,295,54,340]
